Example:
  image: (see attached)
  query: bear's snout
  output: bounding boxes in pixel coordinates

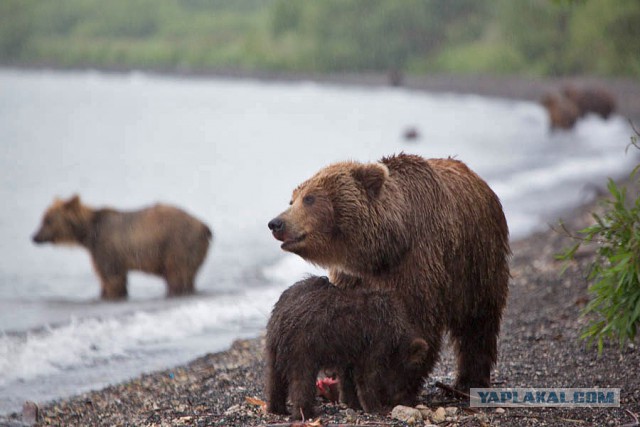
[268,217,286,241]
[32,230,48,244]
[268,217,284,232]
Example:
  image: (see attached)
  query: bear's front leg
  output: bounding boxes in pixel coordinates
[99,274,128,300]
[92,255,128,300]
[266,361,289,415]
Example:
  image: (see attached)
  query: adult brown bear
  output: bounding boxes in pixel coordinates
[268,154,510,392]
[33,195,212,299]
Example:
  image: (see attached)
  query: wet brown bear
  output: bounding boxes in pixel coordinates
[268,153,510,392]
[33,195,212,299]
[266,276,430,419]
[540,92,580,130]
[563,84,616,119]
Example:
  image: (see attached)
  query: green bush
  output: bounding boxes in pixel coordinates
[558,129,640,354]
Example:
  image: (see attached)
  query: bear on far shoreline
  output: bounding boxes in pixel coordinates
[265,276,431,419]
[269,153,510,393]
[541,92,580,130]
[32,195,212,299]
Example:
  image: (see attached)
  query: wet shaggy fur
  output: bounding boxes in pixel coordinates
[541,92,580,130]
[269,153,510,392]
[563,84,616,119]
[265,276,431,420]
[32,195,212,299]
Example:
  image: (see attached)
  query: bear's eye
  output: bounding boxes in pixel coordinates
[289,200,293,206]
[303,195,315,206]
[44,217,52,226]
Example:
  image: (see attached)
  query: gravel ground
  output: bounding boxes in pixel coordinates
[2,73,640,427]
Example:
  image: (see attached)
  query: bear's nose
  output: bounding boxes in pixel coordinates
[268,218,285,232]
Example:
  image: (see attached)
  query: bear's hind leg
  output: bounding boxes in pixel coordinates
[353,370,385,414]
[451,312,500,392]
[338,365,362,410]
[165,268,195,297]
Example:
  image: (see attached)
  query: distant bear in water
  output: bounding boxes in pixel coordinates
[32,195,212,299]
[563,84,616,119]
[541,92,580,130]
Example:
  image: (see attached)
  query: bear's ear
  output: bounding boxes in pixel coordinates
[64,194,81,211]
[408,338,429,368]
[351,163,388,199]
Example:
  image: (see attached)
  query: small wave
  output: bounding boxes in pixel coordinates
[491,152,632,203]
[0,287,284,387]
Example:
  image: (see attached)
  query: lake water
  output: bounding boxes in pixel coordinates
[0,68,635,414]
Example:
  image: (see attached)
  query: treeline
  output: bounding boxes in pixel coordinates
[1,0,638,77]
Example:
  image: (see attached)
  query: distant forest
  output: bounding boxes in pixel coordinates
[1,0,638,77]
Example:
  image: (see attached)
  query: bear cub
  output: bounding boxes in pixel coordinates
[265,276,430,420]
[32,195,212,299]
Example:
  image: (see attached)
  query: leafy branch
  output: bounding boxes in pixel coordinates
[557,124,640,354]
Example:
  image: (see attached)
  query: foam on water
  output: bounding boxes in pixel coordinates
[0,294,242,383]
[0,260,324,412]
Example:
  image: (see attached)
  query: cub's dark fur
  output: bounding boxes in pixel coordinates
[265,276,430,419]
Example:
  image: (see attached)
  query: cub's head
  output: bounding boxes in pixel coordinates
[267,161,389,270]
[32,195,87,245]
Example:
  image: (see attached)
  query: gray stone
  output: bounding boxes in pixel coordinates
[431,406,447,423]
[445,406,459,416]
[391,405,423,425]
[415,404,433,419]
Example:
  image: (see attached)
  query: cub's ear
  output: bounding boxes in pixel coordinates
[64,194,81,210]
[350,163,388,199]
[408,338,429,367]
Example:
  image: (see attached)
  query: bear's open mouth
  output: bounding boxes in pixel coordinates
[281,234,306,250]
